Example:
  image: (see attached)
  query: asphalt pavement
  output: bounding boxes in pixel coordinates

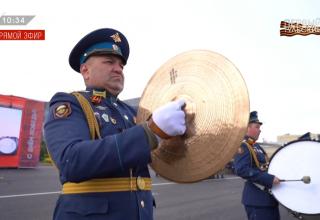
[0,165,305,220]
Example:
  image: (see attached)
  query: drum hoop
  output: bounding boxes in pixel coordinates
[268,139,320,216]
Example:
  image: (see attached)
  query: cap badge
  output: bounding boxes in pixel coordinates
[112,44,119,51]
[110,32,121,43]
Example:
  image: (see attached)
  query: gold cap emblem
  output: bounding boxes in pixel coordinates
[110,32,121,43]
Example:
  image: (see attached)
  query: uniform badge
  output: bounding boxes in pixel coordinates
[102,113,109,123]
[92,90,106,98]
[110,117,117,124]
[96,106,107,111]
[237,146,244,154]
[54,103,71,119]
[94,112,102,127]
[91,95,102,104]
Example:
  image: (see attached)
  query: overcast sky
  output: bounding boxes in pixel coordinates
[1,0,319,142]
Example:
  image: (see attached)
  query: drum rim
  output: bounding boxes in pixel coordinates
[268,139,320,163]
[268,139,320,215]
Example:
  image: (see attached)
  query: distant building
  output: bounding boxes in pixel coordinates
[277,134,301,145]
[277,132,319,145]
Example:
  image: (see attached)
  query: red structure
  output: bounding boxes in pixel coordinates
[0,95,45,168]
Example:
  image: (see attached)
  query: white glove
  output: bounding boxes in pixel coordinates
[149,99,186,139]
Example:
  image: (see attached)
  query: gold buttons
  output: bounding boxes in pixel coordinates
[110,117,117,124]
[136,176,146,190]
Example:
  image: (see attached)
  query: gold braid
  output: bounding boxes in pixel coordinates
[72,92,101,139]
[243,140,269,171]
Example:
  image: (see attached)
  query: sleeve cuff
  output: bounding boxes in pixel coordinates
[141,123,159,150]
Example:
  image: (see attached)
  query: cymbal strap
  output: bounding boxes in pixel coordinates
[148,117,171,139]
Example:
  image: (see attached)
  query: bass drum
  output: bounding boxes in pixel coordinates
[268,140,320,219]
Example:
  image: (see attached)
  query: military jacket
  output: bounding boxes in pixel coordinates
[233,136,278,207]
[44,88,154,220]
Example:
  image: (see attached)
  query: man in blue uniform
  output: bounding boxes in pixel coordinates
[233,111,281,220]
[44,28,186,220]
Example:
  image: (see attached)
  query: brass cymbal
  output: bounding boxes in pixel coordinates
[137,50,249,183]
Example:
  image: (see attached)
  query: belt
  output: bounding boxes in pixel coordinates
[62,177,152,194]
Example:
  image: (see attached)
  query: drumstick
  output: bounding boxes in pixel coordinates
[279,176,311,184]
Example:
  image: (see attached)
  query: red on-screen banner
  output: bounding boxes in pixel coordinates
[0,30,45,40]
[19,100,45,167]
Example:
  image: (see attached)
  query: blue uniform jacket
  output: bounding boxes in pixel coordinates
[233,137,278,207]
[44,88,154,220]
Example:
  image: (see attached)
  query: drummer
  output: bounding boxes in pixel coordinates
[233,111,281,220]
[44,27,187,220]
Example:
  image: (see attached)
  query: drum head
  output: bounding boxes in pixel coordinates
[268,140,320,215]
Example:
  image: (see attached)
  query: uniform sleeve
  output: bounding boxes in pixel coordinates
[44,92,152,183]
[233,143,275,189]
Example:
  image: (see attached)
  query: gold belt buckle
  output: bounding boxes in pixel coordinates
[137,176,146,190]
